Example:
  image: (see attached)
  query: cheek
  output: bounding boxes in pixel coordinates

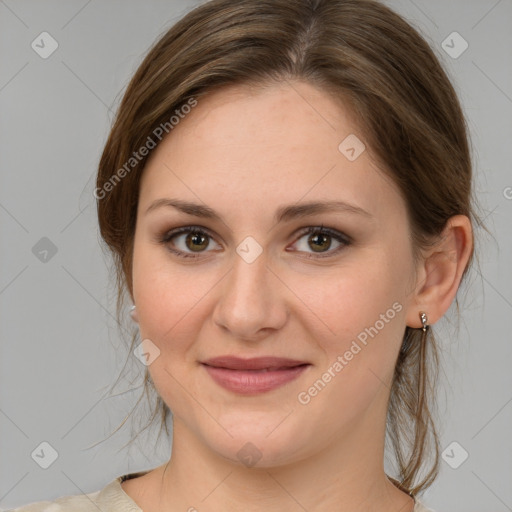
[291,267,407,428]
[131,247,216,415]
[131,243,220,355]
[300,262,403,342]
[134,280,196,344]
[296,254,408,383]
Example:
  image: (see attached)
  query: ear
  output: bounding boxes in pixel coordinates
[405,215,473,329]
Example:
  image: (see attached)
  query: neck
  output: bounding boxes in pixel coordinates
[152,409,414,512]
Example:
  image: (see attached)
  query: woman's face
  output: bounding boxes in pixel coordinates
[132,81,420,466]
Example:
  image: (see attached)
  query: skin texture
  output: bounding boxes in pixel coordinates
[122,81,472,512]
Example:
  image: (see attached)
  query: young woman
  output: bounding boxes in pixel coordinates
[14,0,480,510]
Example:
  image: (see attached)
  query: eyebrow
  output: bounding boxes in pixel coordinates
[145,198,373,223]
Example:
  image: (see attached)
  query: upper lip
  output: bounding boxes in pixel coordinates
[201,356,310,371]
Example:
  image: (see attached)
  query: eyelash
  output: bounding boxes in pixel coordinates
[157,225,352,260]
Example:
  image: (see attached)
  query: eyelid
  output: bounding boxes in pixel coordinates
[158,224,351,259]
[289,225,351,258]
[158,225,221,258]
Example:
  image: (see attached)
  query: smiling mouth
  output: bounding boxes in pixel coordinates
[211,366,308,372]
[200,357,311,394]
[201,355,310,370]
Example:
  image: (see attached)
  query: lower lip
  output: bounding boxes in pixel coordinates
[202,364,310,394]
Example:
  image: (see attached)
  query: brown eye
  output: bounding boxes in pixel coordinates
[308,232,332,252]
[159,226,220,259]
[185,231,209,252]
[290,226,351,258]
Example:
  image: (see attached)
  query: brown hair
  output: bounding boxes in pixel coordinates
[96,0,485,497]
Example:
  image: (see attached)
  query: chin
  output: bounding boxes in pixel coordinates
[200,413,316,469]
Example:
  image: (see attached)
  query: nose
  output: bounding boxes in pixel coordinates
[212,247,288,342]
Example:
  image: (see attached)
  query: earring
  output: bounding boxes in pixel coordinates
[419,311,428,332]
[130,305,139,323]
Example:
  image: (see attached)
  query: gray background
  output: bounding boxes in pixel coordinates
[1,1,511,511]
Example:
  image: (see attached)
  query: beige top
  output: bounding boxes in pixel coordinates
[10,471,435,512]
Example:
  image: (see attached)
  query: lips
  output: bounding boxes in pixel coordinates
[202,356,308,370]
[201,356,311,394]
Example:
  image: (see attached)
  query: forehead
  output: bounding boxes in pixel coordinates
[162,80,359,151]
[138,81,405,225]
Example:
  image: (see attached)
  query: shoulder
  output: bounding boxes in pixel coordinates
[414,498,437,512]
[8,473,146,512]
[8,489,104,512]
